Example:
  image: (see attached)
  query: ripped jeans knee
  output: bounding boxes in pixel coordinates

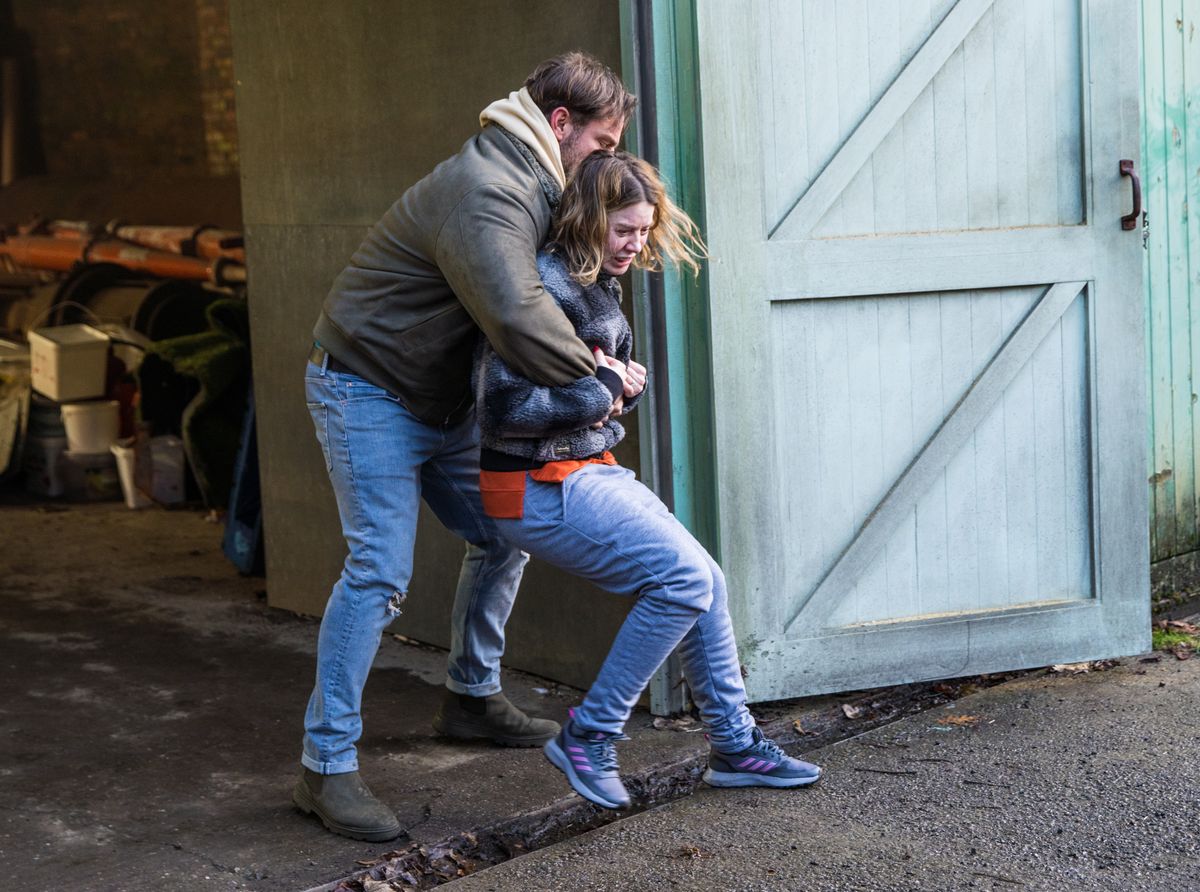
[386,589,407,617]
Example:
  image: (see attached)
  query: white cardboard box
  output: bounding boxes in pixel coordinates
[28,324,110,402]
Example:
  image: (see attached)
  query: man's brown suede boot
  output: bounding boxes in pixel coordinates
[432,690,560,747]
[292,768,404,842]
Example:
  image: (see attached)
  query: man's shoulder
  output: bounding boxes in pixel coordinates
[432,127,544,204]
[414,135,549,245]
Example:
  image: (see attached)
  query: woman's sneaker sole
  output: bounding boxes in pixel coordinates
[544,738,627,809]
[702,768,821,788]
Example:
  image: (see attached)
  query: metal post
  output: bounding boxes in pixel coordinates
[622,0,688,715]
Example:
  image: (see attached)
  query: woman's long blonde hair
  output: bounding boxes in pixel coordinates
[551,151,707,286]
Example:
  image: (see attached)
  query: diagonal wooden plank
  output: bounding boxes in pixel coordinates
[770,0,995,241]
[783,281,1088,634]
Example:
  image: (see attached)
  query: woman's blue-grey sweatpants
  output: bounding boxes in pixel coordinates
[494,462,757,752]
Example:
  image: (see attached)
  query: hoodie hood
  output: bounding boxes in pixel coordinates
[479,87,566,189]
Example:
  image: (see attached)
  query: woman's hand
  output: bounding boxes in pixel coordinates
[624,359,647,398]
[594,348,646,399]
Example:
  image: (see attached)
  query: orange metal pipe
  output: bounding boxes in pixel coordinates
[108,224,199,255]
[195,230,245,263]
[85,241,214,280]
[14,219,95,241]
[0,235,84,271]
[49,221,94,241]
[0,235,246,285]
[109,223,245,262]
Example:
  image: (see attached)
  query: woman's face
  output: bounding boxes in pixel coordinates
[602,201,655,276]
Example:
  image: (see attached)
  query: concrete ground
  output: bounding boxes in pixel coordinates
[0,499,714,892]
[451,650,1200,892]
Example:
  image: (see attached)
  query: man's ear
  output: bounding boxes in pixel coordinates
[548,106,572,142]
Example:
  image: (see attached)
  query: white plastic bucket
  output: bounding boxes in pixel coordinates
[110,438,152,509]
[60,400,120,454]
[149,435,186,505]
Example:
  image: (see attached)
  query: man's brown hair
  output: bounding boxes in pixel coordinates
[525,51,637,126]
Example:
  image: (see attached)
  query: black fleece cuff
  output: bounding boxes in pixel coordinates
[595,366,625,401]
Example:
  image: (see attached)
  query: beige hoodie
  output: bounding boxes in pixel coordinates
[479,87,566,189]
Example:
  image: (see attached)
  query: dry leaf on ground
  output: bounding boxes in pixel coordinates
[355,849,407,868]
[1050,663,1085,674]
[1158,619,1199,635]
[361,878,400,892]
[1051,659,1118,675]
[936,714,980,727]
[841,703,863,719]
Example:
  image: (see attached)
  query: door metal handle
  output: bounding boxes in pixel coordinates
[1120,159,1141,231]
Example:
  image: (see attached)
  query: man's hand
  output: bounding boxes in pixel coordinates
[590,394,624,429]
[594,348,646,399]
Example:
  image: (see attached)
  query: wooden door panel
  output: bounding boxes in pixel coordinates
[825,292,1094,626]
[760,0,1085,242]
[767,282,1091,632]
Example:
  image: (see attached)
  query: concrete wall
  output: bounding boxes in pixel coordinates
[231,1,638,689]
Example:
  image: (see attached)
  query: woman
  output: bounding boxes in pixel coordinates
[473,151,820,809]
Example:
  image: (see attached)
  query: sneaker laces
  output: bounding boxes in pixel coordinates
[569,719,628,773]
[748,728,788,762]
[583,734,620,773]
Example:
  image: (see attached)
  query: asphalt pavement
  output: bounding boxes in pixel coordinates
[450,649,1200,892]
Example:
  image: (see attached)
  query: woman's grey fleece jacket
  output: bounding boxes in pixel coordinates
[474,250,644,468]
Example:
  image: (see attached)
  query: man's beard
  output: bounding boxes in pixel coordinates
[559,131,583,176]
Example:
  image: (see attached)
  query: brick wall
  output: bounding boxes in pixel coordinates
[10,0,238,179]
[196,0,238,176]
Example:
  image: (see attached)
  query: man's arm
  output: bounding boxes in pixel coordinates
[476,343,623,439]
[437,184,595,387]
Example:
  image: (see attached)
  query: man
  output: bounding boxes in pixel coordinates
[294,52,639,842]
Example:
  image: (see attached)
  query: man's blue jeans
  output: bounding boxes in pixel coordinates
[495,463,756,753]
[301,359,528,775]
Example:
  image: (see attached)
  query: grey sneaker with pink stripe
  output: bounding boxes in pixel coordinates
[543,719,632,809]
[703,727,821,788]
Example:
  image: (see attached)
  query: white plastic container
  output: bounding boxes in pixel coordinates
[110,438,152,509]
[28,324,110,402]
[60,400,120,453]
[149,435,186,505]
[58,450,121,501]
